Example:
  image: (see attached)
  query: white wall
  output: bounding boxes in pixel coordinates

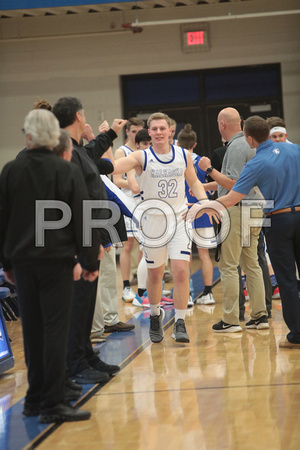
[0,3,299,168]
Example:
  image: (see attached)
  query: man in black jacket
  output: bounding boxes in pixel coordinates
[53,97,127,384]
[0,109,98,422]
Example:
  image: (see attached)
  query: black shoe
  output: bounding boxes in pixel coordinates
[91,358,120,376]
[245,315,269,330]
[39,402,91,423]
[72,367,110,384]
[66,377,82,392]
[104,321,135,333]
[64,386,81,401]
[23,402,40,417]
[212,320,242,333]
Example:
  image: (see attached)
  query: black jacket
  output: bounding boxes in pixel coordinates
[71,129,127,245]
[0,148,99,272]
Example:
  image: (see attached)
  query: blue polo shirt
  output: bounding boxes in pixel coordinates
[232,139,300,213]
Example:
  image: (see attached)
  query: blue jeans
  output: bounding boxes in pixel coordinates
[264,210,300,343]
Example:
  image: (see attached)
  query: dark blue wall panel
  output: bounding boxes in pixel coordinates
[0,0,141,11]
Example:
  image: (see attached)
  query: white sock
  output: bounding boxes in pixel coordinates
[137,256,147,289]
[175,309,186,322]
[150,303,161,316]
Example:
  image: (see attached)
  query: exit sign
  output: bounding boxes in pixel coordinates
[181,23,210,53]
[187,31,205,46]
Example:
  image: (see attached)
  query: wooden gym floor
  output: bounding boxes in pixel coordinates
[0,256,300,450]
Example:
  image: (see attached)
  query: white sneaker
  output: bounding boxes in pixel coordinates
[196,292,215,305]
[122,287,136,303]
[187,294,194,308]
[162,281,171,297]
[162,288,172,296]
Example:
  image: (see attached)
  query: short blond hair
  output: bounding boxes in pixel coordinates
[147,112,171,128]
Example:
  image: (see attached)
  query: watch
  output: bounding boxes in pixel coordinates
[206,166,214,175]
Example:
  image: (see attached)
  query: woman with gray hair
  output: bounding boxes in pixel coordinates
[23,108,60,150]
[0,108,99,423]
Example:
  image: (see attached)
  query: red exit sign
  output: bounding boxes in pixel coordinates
[181,23,209,53]
[187,31,205,46]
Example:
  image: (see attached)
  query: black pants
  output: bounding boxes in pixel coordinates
[238,265,245,319]
[257,233,272,315]
[264,211,300,343]
[14,261,74,408]
[67,261,100,375]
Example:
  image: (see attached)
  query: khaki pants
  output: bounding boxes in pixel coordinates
[219,205,266,325]
[92,246,118,333]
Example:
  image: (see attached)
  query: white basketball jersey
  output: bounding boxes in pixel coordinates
[137,145,188,216]
[120,145,134,198]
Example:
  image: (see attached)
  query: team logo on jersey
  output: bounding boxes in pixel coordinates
[273,148,280,154]
[151,168,183,178]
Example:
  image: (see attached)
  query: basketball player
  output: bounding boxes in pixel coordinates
[112,112,216,344]
[177,123,216,307]
[113,117,144,302]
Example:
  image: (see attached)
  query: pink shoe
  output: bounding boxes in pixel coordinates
[139,296,171,308]
[161,296,173,305]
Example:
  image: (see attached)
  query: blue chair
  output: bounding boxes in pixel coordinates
[0,269,19,321]
[1,286,18,321]
[0,287,10,300]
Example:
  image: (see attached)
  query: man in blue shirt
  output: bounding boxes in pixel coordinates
[211,115,300,348]
[200,108,267,333]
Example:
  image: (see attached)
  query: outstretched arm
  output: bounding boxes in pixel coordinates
[112,151,142,175]
[199,156,236,191]
[127,169,140,195]
[204,181,218,191]
[217,190,245,208]
[188,189,245,224]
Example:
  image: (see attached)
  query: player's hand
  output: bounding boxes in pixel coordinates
[187,201,223,225]
[111,119,127,135]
